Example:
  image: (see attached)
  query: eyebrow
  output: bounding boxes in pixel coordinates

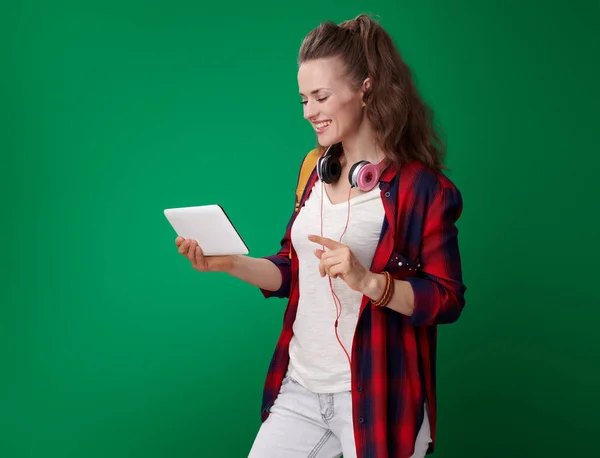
[299,88,330,97]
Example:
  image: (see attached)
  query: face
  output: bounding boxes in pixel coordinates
[298,57,368,147]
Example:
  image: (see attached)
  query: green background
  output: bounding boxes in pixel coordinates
[1,0,598,457]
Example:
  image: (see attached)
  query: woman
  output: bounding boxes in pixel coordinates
[175,14,466,458]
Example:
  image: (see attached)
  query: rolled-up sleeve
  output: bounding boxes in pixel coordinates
[260,253,292,298]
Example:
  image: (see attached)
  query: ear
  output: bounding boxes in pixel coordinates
[360,77,372,106]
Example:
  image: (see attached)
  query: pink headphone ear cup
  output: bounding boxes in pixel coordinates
[349,158,387,191]
[356,163,380,191]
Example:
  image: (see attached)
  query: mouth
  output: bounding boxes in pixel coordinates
[313,120,331,135]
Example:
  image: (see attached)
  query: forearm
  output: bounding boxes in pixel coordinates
[227,255,283,292]
[361,272,415,316]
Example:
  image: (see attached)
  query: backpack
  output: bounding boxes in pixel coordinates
[294,148,321,213]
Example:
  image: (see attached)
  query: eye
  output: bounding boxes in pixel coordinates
[300,95,329,105]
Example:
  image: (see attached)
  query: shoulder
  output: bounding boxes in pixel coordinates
[292,147,322,173]
[295,147,324,181]
[292,147,323,209]
[295,147,322,179]
[301,147,323,165]
[400,160,461,195]
[397,161,463,216]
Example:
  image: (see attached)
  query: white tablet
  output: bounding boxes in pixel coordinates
[164,204,249,256]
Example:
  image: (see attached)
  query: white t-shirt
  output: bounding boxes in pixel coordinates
[288,181,385,393]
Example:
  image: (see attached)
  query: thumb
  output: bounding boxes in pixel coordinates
[314,248,325,259]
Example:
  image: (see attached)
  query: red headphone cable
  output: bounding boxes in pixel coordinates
[320,181,353,368]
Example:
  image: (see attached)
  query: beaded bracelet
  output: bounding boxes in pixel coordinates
[372,271,394,308]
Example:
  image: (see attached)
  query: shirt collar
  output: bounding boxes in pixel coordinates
[380,160,401,183]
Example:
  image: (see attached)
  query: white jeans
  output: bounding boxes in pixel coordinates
[248,376,431,458]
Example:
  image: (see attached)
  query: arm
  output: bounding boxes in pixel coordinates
[226,255,283,292]
[176,237,285,292]
[362,184,466,325]
[362,274,415,316]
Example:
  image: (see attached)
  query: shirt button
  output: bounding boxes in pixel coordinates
[359,417,365,423]
[385,192,391,198]
[356,347,361,351]
[357,386,363,392]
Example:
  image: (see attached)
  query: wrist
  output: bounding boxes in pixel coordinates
[225,255,243,274]
[361,271,387,301]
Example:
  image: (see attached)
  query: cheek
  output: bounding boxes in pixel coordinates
[334,100,362,129]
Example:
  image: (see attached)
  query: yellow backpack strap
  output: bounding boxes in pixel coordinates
[294,148,321,213]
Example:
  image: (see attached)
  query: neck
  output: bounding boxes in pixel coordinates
[339,119,386,166]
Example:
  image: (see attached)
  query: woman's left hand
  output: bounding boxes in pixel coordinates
[308,234,372,292]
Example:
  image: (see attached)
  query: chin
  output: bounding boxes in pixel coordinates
[316,133,341,148]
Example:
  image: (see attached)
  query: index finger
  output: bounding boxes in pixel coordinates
[308,234,342,250]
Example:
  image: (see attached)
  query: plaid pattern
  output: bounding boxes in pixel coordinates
[260,157,466,457]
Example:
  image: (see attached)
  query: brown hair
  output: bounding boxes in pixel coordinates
[298,14,446,172]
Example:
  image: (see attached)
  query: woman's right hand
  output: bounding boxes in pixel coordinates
[175,236,236,273]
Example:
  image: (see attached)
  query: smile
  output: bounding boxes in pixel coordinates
[313,120,331,134]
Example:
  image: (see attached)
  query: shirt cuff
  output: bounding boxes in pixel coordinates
[405,276,439,326]
[260,255,292,299]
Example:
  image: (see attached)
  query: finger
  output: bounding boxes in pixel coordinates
[308,234,343,250]
[178,238,190,254]
[322,256,342,278]
[321,251,342,266]
[329,264,344,279]
[186,239,197,259]
[316,249,341,267]
[175,236,184,247]
[319,249,334,259]
[195,244,204,260]
[194,246,205,270]
[319,255,330,277]
[315,248,329,274]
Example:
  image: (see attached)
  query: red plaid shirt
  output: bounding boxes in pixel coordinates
[259,157,466,457]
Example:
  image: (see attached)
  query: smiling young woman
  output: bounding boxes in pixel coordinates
[176,13,466,458]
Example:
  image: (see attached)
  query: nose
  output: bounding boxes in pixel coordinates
[303,100,318,121]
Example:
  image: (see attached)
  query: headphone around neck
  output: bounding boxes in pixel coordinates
[316,144,387,192]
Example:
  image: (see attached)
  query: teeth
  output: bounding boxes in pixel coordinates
[315,121,331,129]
